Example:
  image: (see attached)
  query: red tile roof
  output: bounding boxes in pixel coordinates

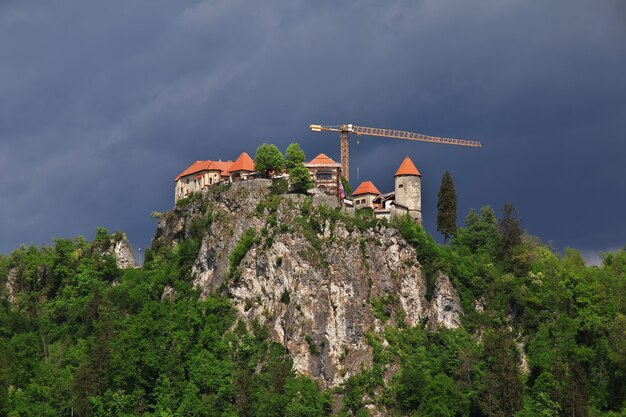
[394,156,421,177]
[307,153,340,166]
[229,152,255,173]
[210,160,234,176]
[175,159,233,180]
[353,181,381,196]
[175,160,211,180]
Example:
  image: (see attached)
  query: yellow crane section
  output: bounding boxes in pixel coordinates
[309,123,481,181]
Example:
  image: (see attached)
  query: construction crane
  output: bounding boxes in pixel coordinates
[309,123,481,181]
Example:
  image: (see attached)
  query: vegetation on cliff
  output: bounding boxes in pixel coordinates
[1,192,625,416]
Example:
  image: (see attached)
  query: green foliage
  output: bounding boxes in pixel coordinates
[284,377,331,417]
[454,206,500,258]
[254,143,285,178]
[371,295,397,322]
[477,328,524,417]
[305,335,319,355]
[285,143,306,170]
[419,374,469,417]
[0,226,334,417]
[288,164,313,194]
[269,177,289,195]
[175,192,201,208]
[3,200,626,417]
[498,202,523,260]
[229,228,256,280]
[395,215,445,300]
[437,171,458,243]
[284,143,312,194]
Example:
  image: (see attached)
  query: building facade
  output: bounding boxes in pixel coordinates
[174,154,255,201]
[304,153,342,196]
[352,181,381,210]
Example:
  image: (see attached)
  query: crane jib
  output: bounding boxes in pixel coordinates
[352,126,481,147]
[310,122,481,181]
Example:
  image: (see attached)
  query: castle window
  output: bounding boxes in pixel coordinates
[398,184,404,188]
[316,170,333,181]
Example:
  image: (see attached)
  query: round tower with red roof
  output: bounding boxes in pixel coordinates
[394,156,422,224]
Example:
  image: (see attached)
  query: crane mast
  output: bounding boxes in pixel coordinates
[309,123,481,181]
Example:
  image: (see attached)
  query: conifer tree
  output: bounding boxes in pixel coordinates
[498,202,522,259]
[436,171,457,244]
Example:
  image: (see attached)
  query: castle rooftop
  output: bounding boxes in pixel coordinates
[353,180,381,196]
[394,156,421,177]
[306,153,341,166]
[229,152,255,173]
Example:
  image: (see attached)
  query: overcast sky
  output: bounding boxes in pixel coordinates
[1,0,625,263]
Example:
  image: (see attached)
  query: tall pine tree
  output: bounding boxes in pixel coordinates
[498,202,522,260]
[436,171,457,244]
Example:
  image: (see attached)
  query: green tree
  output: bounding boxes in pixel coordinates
[437,171,457,244]
[454,206,500,257]
[498,202,523,260]
[284,143,312,193]
[395,364,427,410]
[285,143,306,170]
[477,328,524,417]
[288,164,313,193]
[284,377,331,417]
[418,374,469,417]
[255,144,285,178]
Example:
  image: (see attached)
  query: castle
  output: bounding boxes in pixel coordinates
[174,152,422,225]
[350,156,422,224]
[174,152,255,201]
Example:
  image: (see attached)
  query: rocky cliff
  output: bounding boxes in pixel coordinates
[153,180,463,387]
[101,233,136,269]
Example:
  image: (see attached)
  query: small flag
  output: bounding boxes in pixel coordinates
[338,180,346,199]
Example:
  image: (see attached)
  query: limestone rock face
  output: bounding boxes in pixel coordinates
[153,181,463,387]
[112,238,136,269]
[92,232,136,269]
[4,268,18,305]
[428,273,463,329]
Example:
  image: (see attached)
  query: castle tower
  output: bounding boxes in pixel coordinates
[394,156,422,224]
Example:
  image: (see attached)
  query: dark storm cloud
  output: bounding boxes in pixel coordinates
[1,0,625,261]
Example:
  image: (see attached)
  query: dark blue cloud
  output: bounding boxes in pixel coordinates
[1,0,625,260]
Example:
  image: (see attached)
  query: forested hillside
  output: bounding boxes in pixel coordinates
[1,193,625,416]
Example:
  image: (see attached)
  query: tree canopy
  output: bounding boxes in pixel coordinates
[254,143,285,177]
[285,143,306,170]
[288,164,313,193]
[2,202,626,416]
[284,143,312,193]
